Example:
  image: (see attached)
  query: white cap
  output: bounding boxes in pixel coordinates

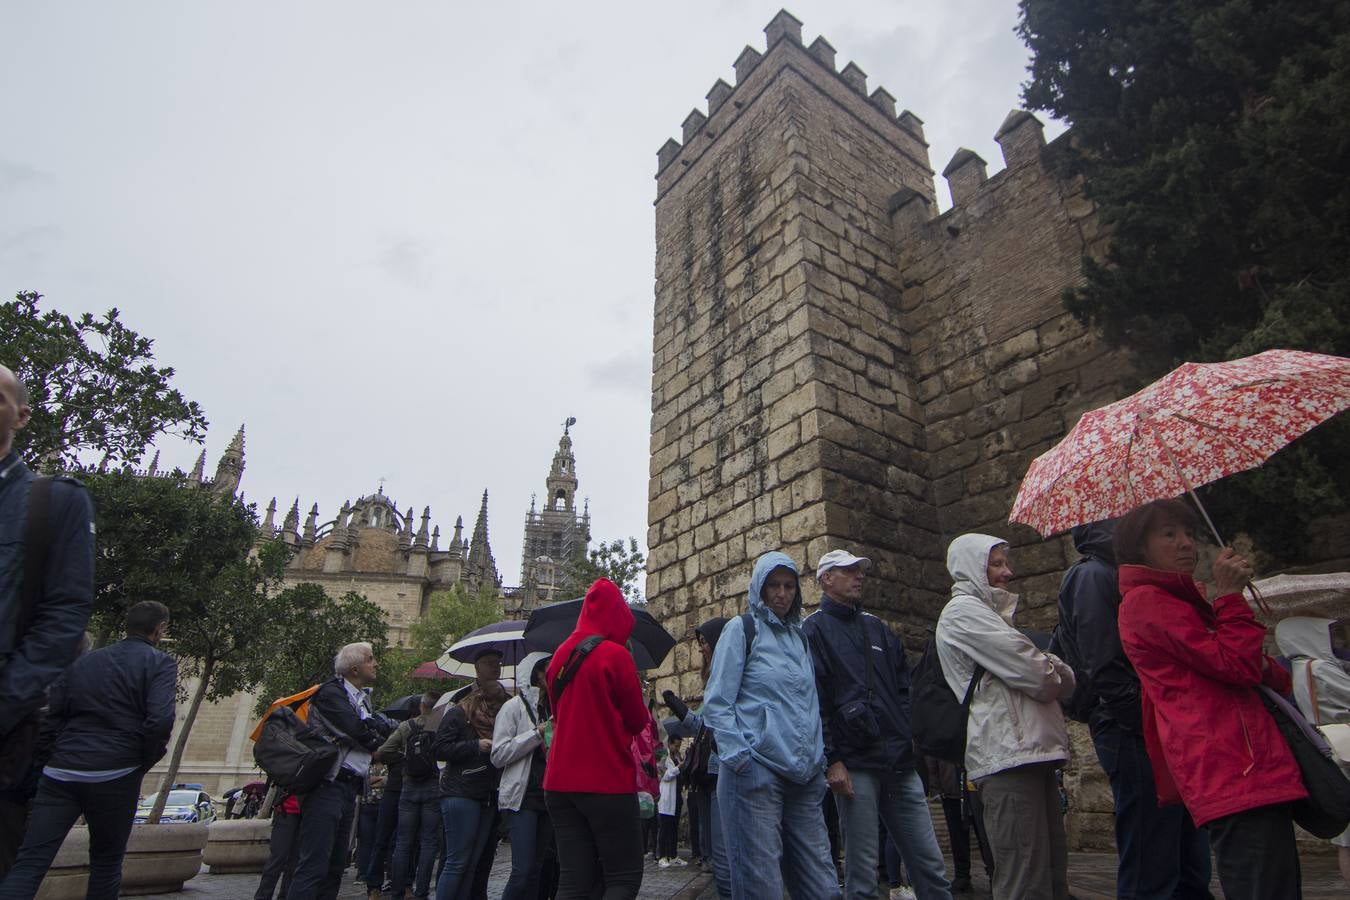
[816,549,872,578]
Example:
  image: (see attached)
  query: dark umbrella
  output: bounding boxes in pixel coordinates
[523,597,675,670]
[381,694,423,720]
[443,621,530,666]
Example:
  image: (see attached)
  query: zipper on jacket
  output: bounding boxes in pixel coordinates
[1236,709,1256,776]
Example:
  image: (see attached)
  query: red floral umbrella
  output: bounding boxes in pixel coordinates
[1009,349,1350,538]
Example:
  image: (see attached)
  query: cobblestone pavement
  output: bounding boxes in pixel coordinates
[126,846,1344,900]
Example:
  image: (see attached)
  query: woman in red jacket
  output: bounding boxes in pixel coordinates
[543,579,650,899]
[1115,499,1307,900]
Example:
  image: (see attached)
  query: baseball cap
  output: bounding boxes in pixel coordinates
[816,549,872,578]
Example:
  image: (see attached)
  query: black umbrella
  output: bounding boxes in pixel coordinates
[381,694,423,720]
[523,597,675,670]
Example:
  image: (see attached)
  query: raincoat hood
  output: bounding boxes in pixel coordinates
[1275,617,1337,661]
[947,533,1016,620]
[1072,520,1117,565]
[517,651,552,690]
[573,578,635,646]
[695,617,729,651]
[748,551,803,624]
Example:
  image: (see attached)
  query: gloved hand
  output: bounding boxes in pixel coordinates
[662,690,689,721]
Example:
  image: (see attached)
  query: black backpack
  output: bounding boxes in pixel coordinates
[252,705,339,794]
[403,720,438,781]
[909,638,984,764]
[1047,621,1095,724]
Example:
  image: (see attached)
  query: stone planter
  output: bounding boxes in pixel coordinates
[203,819,272,874]
[35,822,208,900]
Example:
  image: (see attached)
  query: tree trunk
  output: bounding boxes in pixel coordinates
[147,657,213,824]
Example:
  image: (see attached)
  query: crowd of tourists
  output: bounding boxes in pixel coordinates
[2,355,1349,900]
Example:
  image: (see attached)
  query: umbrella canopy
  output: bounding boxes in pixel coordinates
[443,620,530,666]
[1010,350,1350,537]
[523,597,675,670]
[381,694,423,720]
[411,661,456,681]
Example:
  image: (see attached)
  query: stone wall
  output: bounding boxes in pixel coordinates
[646,11,1129,848]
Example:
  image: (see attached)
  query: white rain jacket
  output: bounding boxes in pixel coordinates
[935,533,1075,780]
[658,756,680,816]
[1275,617,1350,726]
[491,686,544,812]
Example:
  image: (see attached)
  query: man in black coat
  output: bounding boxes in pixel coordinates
[0,364,95,875]
[286,641,392,900]
[0,601,176,900]
[802,549,951,900]
[1057,520,1212,900]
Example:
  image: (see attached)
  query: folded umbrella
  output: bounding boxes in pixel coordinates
[523,597,675,670]
[1010,349,1350,539]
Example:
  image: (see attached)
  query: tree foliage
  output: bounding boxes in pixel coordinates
[251,583,392,716]
[406,582,502,667]
[564,537,646,602]
[0,291,207,468]
[1018,0,1350,561]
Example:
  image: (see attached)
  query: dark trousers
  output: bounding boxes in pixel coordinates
[256,809,302,900]
[0,796,28,881]
[657,814,678,860]
[365,788,401,889]
[685,789,703,859]
[1207,803,1301,900]
[468,808,498,900]
[545,791,643,900]
[389,792,441,899]
[0,771,142,900]
[287,777,359,900]
[1092,723,1212,900]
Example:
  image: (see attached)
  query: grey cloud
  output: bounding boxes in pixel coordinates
[585,352,650,393]
[0,161,48,193]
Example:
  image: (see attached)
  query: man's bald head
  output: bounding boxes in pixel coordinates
[0,365,32,457]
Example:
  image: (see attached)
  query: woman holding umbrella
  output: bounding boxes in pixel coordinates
[1115,499,1306,898]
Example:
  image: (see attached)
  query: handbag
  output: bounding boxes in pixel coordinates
[1305,661,1350,766]
[1257,685,1350,839]
[0,477,53,791]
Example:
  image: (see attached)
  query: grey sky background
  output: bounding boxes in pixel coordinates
[1,1,1063,589]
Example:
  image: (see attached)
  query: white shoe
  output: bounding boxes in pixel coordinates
[889,887,917,900]
[658,858,671,868]
[670,857,688,867]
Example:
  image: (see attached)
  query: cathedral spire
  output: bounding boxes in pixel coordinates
[188,450,206,484]
[261,497,277,533]
[465,490,499,590]
[212,424,246,495]
[146,450,160,477]
[303,503,318,543]
[519,420,589,602]
[414,506,431,550]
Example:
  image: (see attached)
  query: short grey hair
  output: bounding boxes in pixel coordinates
[334,641,373,676]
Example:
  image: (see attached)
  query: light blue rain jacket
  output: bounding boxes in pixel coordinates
[702,551,826,785]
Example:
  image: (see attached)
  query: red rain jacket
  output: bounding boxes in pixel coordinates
[542,579,650,794]
[1117,565,1306,826]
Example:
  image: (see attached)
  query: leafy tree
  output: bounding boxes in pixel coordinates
[84,470,258,644]
[0,291,207,469]
[564,537,646,602]
[1018,0,1350,561]
[370,583,503,699]
[251,584,391,717]
[147,540,290,823]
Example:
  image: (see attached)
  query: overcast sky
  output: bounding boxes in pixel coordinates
[1,1,1062,588]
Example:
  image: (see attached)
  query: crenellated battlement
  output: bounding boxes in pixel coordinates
[655,9,929,193]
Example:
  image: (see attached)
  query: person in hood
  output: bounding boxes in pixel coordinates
[1057,520,1212,899]
[491,652,554,900]
[1115,500,1305,900]
[542,579,650,900]
[803,548,952,900]
[702,552,841,900]
[1277,615,1350,885]
[662,616,732,898]
[936,534,1075,900]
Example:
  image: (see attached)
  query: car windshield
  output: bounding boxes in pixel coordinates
[139,790,200,808]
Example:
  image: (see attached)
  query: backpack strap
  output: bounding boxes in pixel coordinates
[962,664,986,708]
[1306,660,1321,726]
[520,692,538,726]
[553,634,603,701]
[20,477,54,639]
[741,612,756,657]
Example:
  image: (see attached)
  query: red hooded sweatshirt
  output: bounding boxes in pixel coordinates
[542,579,651,794]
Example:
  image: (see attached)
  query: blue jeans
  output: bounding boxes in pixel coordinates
[502,809,551,900]
[389,791,441,898]
[1093,722,1213,900]
[836,768,950,900]
[0,771,142,900]
[717,758,840,900]
[694,784,732,898]
[434,797,492,900]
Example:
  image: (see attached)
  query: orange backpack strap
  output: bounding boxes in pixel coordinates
[250,685,322,741]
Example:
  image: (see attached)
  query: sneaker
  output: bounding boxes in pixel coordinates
[658,858,671,869]
[889,888,917,900]
[670,857,688,867]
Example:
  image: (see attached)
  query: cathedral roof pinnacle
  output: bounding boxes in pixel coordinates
[189,450,207,482]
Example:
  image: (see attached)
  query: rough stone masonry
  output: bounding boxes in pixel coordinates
[645,10,1131,848]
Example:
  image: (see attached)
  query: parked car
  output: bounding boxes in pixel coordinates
[133,789,216,824]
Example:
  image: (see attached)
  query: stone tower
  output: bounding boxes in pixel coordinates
[464,489,501,592]
[211,425,246,495]
[519,419,592,601]
[648,10,1126,692]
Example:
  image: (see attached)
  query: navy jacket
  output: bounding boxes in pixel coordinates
[0,453,95,736]
[434,703,497,803]
[1055,521,1142,733]
[308,676,389,754]
[46,635,177,771]
[802,595,915,772]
